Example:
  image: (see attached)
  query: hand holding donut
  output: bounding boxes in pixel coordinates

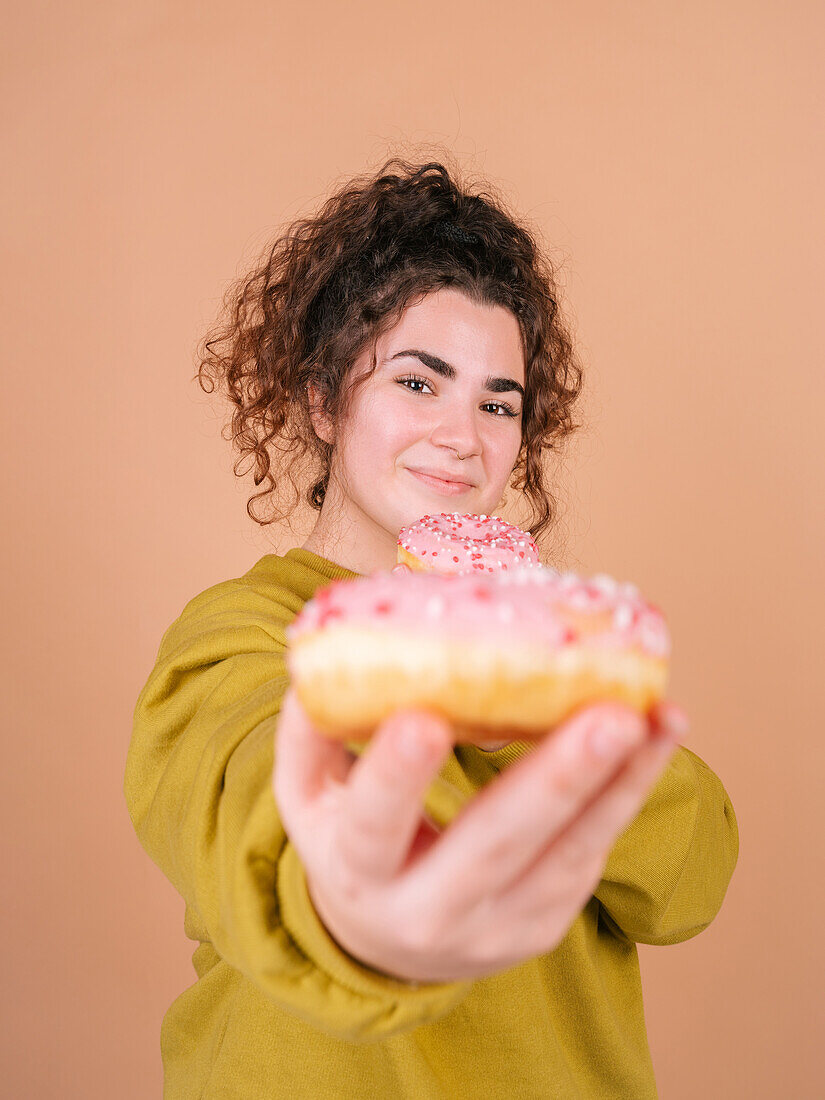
[273,687,686,984]
[277,511,689,980]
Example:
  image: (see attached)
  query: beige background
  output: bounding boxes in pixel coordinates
[3,1,823,1096]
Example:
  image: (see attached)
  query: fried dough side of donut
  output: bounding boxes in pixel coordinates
[288,624,668,743]
[397,544,430,572]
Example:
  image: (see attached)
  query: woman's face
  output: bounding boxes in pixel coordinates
[307,286,526,575]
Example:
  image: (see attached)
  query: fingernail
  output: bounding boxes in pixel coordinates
[394,713,442,761]
[663,704,690,738]
[589,716,642,757]
[399,728,435,761]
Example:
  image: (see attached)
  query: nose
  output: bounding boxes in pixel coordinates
[430,410,482,462]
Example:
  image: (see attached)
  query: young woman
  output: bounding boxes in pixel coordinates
[125,157,738,1098]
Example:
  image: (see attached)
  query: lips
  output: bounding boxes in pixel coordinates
[411,467,473,486]
[406,468,474,494]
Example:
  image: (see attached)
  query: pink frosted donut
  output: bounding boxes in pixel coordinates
[285,565,670,743]
[397,512,540,574]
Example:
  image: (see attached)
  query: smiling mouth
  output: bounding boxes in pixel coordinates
[407,469,473,493]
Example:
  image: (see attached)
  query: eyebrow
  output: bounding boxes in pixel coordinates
[388,348,525,400]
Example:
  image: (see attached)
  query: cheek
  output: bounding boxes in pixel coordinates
[365,394,425,449]
[340,397,420,471]
[482,423,522,467]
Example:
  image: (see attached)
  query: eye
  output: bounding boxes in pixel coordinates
[396,375,520,418]
[397,374,432,395]
[482,400,519,418]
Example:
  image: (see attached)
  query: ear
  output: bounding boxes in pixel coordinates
[307,381,334,446]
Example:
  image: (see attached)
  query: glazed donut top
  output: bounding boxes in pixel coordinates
[398,513,540,574]
[286,566,671,659]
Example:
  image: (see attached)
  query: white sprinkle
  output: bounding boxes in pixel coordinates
[568,588,597,611]
[592,573,618,594]
[613,604,633,631]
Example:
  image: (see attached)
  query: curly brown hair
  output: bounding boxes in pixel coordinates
[195,153,585,554]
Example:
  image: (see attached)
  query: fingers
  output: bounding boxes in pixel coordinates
[552,723,679,870]
[648,700,690,740]
[272,687,354,836]
[404,703,648,919]
[335,709,454,885]
[391,563,412,575]
[490,725,680,927]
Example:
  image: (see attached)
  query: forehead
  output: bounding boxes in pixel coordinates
[378,287,525,385]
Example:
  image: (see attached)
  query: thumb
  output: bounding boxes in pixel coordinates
[391,563,412,575]
[273,688,354,831]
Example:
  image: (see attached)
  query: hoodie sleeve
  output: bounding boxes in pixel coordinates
[594,745,739,946]
[123,579,471,1043]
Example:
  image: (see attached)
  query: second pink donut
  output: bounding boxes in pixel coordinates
[397,512,541,575]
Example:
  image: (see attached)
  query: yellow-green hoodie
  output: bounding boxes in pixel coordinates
[124,549,739,1098]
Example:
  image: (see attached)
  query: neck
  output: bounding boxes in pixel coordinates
[301,487,397,576]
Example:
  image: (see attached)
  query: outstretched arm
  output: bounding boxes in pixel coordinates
[124,580,471,1043]
[594,743,739,945]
